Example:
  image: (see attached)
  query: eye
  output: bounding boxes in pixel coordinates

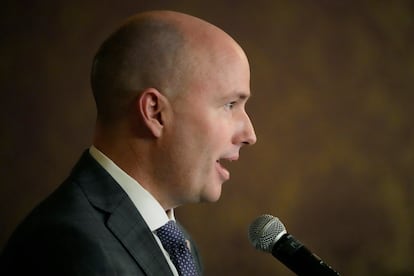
[224,101,237,110]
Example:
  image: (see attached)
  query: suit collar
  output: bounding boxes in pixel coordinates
[72,150,173,275]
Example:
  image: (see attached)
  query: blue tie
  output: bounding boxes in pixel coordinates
[156,221,198,276]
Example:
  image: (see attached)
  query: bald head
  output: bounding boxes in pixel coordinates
[90,11,255,208]
[91,10,246,125]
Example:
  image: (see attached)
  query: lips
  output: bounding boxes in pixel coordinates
[216,160,230,181]
[216,156,238,181]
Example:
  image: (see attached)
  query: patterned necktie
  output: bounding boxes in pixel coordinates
[156,220,198,276]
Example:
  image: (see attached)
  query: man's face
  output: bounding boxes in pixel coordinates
[160,47,257,206]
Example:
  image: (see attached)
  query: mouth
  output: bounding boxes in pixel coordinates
[216,156,238,181]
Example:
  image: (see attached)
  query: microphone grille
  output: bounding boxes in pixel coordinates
[248,214,286,252]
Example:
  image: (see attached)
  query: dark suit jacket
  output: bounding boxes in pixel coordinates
[1,151,203,275]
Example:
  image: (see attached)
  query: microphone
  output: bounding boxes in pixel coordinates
[248,214,340,275]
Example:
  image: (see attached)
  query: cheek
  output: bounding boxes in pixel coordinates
[169,111,231,171]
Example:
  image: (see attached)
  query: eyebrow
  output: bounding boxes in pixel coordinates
[238,92,250,100]
[222,91,251,102]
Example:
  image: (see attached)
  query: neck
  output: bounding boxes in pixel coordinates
[93,123,176,210]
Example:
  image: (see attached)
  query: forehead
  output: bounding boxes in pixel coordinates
[185,59,251,103]
[174,22,251,101]
[195,44,250,86]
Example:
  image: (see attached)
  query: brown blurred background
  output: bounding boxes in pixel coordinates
[1,1,413,275]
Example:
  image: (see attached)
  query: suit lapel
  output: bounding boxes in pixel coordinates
[106,199,173,275]
[74,151,173,275]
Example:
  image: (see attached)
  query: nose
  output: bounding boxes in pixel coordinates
[239,112,257,146]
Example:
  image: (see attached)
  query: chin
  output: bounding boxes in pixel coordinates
[200,189,223,203]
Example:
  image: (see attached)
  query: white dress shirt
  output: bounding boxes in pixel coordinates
[89,146,179,276]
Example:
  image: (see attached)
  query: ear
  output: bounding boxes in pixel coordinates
[138,88,169,138]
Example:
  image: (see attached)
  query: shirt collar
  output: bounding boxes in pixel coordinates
[89,145,174,231]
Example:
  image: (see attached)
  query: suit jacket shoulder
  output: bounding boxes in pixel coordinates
[1,150,186,275]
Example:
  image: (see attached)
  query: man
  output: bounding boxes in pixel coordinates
[1,10,256,275]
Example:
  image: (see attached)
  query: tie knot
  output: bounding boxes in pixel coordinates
[156,220,199,276]
[156,220,187,246]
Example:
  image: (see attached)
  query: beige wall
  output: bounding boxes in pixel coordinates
[1,1,413,275]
